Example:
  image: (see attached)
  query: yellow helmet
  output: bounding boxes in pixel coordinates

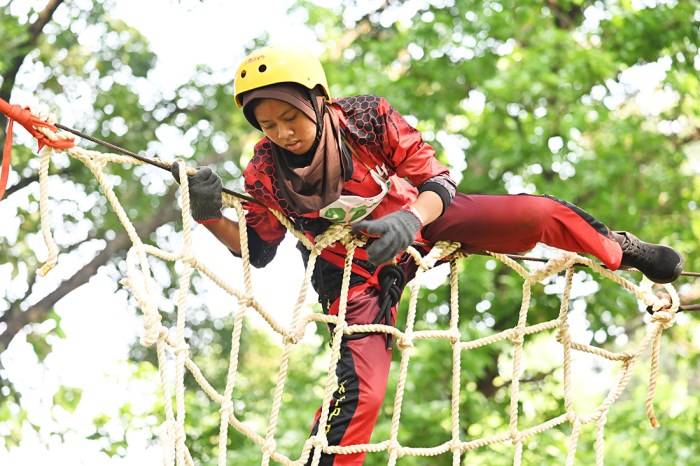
[234,45,330,108]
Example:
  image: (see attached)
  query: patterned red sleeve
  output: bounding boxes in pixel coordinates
[378,97,451,185]
[242,143,287,246]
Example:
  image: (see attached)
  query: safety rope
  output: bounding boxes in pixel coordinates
[1,101,689,466]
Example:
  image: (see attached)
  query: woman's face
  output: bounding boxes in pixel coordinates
[253,98,317,155]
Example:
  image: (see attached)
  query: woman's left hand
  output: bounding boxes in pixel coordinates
[352,209,422,265]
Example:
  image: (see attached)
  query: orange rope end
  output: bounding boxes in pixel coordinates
[0,98,75,201]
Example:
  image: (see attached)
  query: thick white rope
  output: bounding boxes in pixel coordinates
[30,119,680,466]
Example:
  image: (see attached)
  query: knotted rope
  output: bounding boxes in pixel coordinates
[2,101,687,466]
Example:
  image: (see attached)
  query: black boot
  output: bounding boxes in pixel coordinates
[613,231,684,283]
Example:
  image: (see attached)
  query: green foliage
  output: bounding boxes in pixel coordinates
[307,1,699,464]
[1,0,699,464]
[53,386,82,413]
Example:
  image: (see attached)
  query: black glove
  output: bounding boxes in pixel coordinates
[171,164,223,223]
[352,209,422,265]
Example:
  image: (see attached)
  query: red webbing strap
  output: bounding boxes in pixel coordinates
[323,239,371,262]
[319,247,393,317]
[0,123,11,201]
[327,282,375,317]
[0,98,75,201]
[303,230,384,316]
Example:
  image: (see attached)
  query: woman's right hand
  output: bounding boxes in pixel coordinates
[171,164,223,224]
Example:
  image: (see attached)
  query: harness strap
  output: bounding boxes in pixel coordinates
[305,232,407,348]
[326,262,406,349]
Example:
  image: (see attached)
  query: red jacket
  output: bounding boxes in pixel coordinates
[242,95,450,247]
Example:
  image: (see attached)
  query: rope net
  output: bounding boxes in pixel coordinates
[22,112,680,466]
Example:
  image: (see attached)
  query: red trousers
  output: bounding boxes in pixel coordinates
[423,193,623,269]
[307,193,623,465]
[307,288,397,466]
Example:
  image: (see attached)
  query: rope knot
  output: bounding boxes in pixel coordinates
[0,99,74,151]
[181,252,197,266]
[239,296,255,308]
[556,326,570,344]
[448,329,461,344]
[651,310,675,329]
[387,440,403,458]
[333,322,349,336]
[283,333,299,345]
[174,431,187,444]
[566,410,580,425]
[140,316,166,347]
[262,439,277,455]
[0,98,75,201]
[174,342,190,357]
[509,332,525,345]
[219,399,234,416]
[509,431,524,445]
[396,335,415,352]
[6,103,30,121]
[310,434,327,449]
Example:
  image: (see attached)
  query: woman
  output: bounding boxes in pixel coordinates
[173,45,684,465]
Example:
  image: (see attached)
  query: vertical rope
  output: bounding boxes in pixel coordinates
[449,257,462,466]
[217,199,251,466]
[174,161,196,465]
[261,243,320,466]
[506,277,531,463]
[37,145,59,276]
[595,412,607,466]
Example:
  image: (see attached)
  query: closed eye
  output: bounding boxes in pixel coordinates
[258,109,298,130]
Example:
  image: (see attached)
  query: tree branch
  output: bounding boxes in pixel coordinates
[2,167,73,198]
[0,147,228,352]
[1,0,65,123]
[0,189,181,352]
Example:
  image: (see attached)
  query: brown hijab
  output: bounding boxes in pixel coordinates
[240,83,351,214]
